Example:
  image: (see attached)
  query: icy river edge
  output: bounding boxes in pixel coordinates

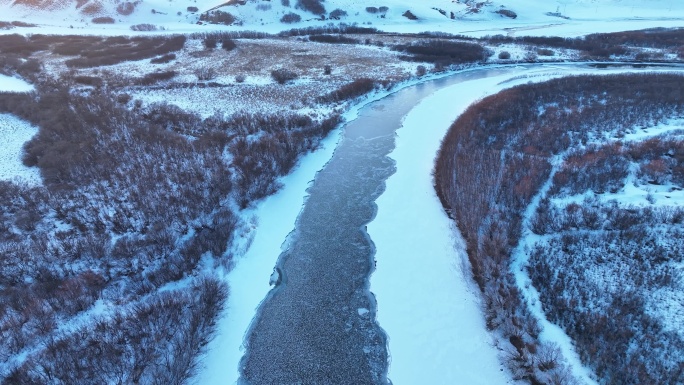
[196,63,684,385]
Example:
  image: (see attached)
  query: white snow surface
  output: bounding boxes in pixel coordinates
[0,74,33,93]
[1,0,683,38]
[368,72,519,385]
[0,113,41,185]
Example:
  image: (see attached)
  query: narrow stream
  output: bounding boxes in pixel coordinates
[238,67,512,384]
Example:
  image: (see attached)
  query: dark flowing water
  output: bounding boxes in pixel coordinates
[238,66,528,385]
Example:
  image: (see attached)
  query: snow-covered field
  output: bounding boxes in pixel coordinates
[0,114,41,185]
[0,74,33,92]
[1,0,683,38]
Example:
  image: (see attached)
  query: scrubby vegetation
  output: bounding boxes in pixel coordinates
[280,12,302,23]
[296,0,325,15]
[394,39,490,65]
[529,137,684,384]
[0,34,186,69]
[199,10,237,25]
[0,29,404,379]
[435,73,684,384]
[488,27,684,59]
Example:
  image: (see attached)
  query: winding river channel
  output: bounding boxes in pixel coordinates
[206,63,684,385]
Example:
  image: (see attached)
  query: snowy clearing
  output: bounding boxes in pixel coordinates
[1,0,684,39]
[0,114,41,185]
[0,74,33,93]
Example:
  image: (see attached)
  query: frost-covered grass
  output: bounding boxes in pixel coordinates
[0,114,40,185]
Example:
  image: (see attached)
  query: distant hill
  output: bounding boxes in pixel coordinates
[0,0,681,34]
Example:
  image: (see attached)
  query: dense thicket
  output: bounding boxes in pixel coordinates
[488,28,684,58]
[0,34,186,68]
[394,39,490,64]
[434,73,684,384]
[0,72,345,382]
[529,137,684,385]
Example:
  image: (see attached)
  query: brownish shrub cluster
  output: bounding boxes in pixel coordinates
[308,34,360,44]
[318,78,376,103]
[394,39,490,65]
[63,35,186,68]
[488,28,684,59]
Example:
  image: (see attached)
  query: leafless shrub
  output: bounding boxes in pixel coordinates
[318,78,375,103]
[280,12,302,23]
[296,0,326,15]
[131,23,158,31]
[271,68,298,84]
[116,1,137,16]
[195,67,217,81]
[91,16,115,24]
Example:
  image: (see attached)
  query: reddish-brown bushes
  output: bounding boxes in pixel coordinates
[434,73,684,384]
[319,78,376,103]
[395,39,490,64]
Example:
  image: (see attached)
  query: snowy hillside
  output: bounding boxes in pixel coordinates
[1,0,683,36]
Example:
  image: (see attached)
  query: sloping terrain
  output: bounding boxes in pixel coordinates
[1,0,683,36]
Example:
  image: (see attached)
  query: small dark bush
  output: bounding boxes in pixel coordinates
[73,76,103,87]
[187,6,199,13]
[496,9,517,19]
[416,65,427,77]
[379,6,389,13]
[634,52,650,61]
[537,48,554,56]
[402,10,418,20]
[81,2,103,15]
[329,9,347,19]
[498,50,511,59]
[116,93,131,104]
[91,17,115,24]
[296,0,325,15]
[271,68,298,84]
[204,37,218,49]
[116,1,136,15]
[137,70,176,85]
[150,53,176,64]
[130,23,158,31]
[281,0,290,6]
[366,7,378,14]
[200,10,237,25]
[323,64,332,75]
[195,67,217,81]
[235,74,246,83]
[222,38,236,51]
[280,12,302,23]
